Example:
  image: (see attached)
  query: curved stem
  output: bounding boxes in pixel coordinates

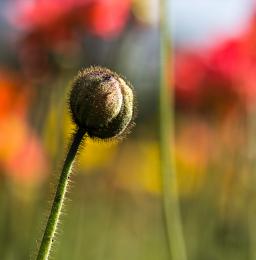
[36,128,86,260]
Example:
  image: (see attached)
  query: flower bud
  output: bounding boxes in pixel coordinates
[69,66,134,139]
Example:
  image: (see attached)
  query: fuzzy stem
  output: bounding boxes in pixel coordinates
[36,128,85,260]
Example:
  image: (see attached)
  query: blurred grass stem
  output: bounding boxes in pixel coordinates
[246,103,256,260]
[36,128,85,260]
[159,1,187,259]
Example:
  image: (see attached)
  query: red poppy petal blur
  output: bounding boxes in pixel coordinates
[174,13,256,111]
[7,0,88,29]
[7,0,131,38]
[174,51,207,106]
[85,0,131,37]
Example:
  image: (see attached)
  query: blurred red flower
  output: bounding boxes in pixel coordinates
[208,15,256,101]
[5,0,131,80]
[174,14,256,113]
[174,51,207,107]
[174,51,238,116]
[86,0,131,37]
[7,0,131,39]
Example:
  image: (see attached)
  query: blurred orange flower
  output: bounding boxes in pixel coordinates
[0,70,29,118]
[0,70,48,184]
[1,116,47,183]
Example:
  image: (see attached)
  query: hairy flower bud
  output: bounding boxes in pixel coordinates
[69,66,134,139]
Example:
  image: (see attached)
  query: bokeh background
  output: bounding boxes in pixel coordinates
[1,0,256,259]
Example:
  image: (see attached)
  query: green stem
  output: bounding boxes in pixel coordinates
[246,103,256,260]
[36,128,85,260]
[159,1,187,260]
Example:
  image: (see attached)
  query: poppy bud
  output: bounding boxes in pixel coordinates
[69,66,134,139]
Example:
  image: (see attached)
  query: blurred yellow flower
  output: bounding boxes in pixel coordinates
[114,125,210,197]
[114,140,161,194]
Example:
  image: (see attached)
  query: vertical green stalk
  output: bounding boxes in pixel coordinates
[36,128,85,260]
[246,103,256,260]
[159,1,187,260]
